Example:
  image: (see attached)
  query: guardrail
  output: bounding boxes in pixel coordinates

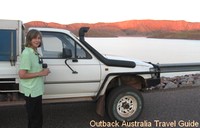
[158,63,200,73]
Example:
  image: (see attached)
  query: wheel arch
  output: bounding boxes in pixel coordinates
[107,74,146,91]
[96,73,146,100]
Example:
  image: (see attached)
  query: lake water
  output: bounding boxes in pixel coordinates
[86,37,200,64]
[86,37,200,76]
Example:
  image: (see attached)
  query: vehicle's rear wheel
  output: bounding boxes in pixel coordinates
[106,86,143,121]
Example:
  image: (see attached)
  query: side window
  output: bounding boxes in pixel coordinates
[40,32,91,59]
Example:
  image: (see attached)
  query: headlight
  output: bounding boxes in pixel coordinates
[150,67,160,78]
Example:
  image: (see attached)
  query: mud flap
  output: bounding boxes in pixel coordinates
[96,95,105,117]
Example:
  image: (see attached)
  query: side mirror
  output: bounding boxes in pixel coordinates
[63,48,72,58]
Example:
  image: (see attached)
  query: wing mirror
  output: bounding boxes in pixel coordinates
[63,48,72,58]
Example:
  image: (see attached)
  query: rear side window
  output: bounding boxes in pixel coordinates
[0,30,16,61]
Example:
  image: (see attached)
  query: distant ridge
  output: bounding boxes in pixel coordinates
[24,20,200,39]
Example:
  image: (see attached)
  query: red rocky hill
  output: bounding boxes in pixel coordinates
[24,20,200,39]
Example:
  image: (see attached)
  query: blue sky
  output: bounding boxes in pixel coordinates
[1,0,199,24]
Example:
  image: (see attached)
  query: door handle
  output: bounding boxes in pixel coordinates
[72,59,78,62]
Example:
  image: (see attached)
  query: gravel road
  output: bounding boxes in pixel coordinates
[0,86,200,128]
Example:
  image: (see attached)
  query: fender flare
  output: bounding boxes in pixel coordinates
[94,71,154,101]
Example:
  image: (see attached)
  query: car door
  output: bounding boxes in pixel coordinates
[38,31,101,99]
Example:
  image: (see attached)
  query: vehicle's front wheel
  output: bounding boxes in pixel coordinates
[106,86,143,121]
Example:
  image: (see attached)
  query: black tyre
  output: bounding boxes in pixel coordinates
[106,86,144,121]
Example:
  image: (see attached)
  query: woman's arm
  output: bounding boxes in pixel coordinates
[18,69,50,79]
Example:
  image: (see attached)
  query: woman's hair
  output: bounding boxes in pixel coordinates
[25,29,42,47]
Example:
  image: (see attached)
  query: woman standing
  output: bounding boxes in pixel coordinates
[18,29,50,128]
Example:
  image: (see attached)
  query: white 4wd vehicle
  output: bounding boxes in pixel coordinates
[0,20,160,121]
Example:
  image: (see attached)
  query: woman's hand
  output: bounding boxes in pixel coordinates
[39,68,51,76]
